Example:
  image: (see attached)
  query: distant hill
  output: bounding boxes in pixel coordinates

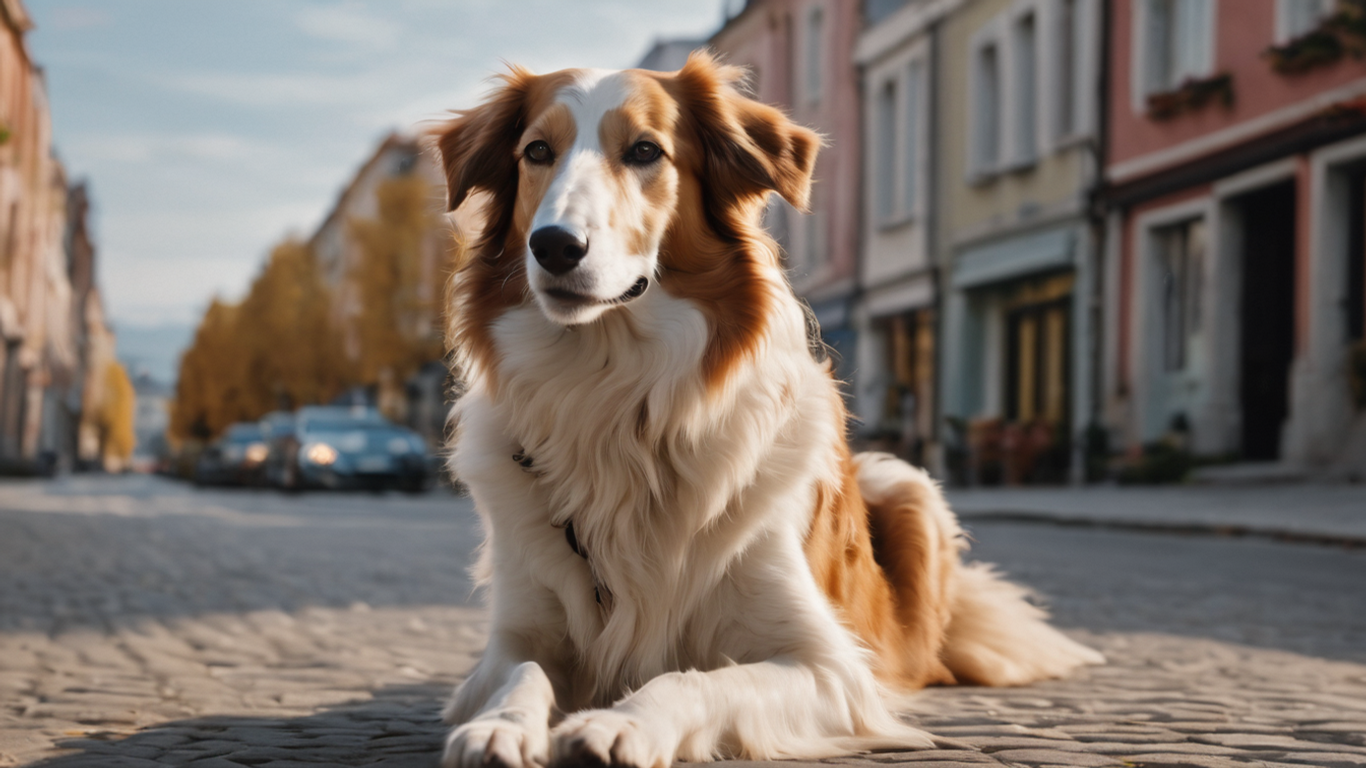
[115,322,195,387]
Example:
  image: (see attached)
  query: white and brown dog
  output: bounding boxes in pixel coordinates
[433,52,1102,768]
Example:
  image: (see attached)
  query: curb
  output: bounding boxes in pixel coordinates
[955,509,1366,549]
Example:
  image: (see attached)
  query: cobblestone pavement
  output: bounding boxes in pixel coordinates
[2,475,1365,768]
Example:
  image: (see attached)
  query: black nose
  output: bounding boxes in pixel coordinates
[529,226,587,276]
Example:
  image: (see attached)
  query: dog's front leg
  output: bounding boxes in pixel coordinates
[550,659,931,767]
[443,638,559,768]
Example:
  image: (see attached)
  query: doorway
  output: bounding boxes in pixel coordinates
[1237,182,1297,461]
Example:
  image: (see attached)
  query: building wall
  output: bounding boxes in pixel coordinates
[0,0,116,473]
[1104,0,1366,473]
[710,0,863,319]
[1109,0,1366,181]
[942,0,1100,242]
[932,0,1103,484]
[309,134,447,364]
[851,1,940,461]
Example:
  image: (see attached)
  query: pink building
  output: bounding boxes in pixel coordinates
[709,0,864,377]
[1103,0,1366,475]
[0,0,115,473]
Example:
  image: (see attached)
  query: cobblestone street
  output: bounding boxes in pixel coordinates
[2,474,1364,768]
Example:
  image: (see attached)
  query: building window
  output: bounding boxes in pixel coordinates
[904,60,922,213]
[876,79,898,222]
[874,60,924,224]
[1143,0,1215,96]
[1057,0,1078,138]
[1014,12,1039,165]
[805,207,826,270]
[1155,218,1206,372]
[1279,0,1335,42]
[974,43,1002,173]
[805,6,824,105]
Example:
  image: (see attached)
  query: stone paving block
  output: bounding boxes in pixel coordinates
[984,748,1126,766]
[857,750,1003,763]
[1109,754,1240,767]
[1275,754,1366,766]
[856,763,1006,768]
[956,736,1088,751]
[1192,733,1366,752]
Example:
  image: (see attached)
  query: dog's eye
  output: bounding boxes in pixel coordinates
[626,141,662,165]
[524,140,553,165]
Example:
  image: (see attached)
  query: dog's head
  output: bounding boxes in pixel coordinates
[436,52,820,332]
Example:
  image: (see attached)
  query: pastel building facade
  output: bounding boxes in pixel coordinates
[710,0,865,379]
[930,0,1105,483]
[850,1,938,466]
[1102,0,1366,473]
[0,0,116,473]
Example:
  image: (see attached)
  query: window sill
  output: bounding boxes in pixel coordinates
[876,212,919,232]
[968,156,1036,185]
[968,168,1002,186]
[1053,132,1094,152]
[1145,73,1234,121]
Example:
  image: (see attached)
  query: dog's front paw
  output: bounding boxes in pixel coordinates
[550,710,673,768]
[444,717,549,768]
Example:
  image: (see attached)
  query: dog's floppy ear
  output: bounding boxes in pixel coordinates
[671,50,821,214]
[433,67,535,212]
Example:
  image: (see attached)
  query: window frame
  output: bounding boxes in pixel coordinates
[1013,9,1040,167]
[804,4,825,106]
[1130,0,1218,113]
[970,34,1004,178]
[1275,0,1335,44]
[871,50,929,228]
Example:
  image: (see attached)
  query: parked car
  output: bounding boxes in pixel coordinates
[194,422,269,486]
[259,410,300,488]
[275,406,432,492]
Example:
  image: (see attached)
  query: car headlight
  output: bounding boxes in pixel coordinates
[304,442,338,466]
[244,443,269,464]
[388,437,412,455]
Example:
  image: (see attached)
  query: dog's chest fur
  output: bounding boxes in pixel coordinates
[459,288,840,702]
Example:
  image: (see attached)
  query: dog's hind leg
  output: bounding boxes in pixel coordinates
[854,452,963,688]
[853,451,1103,687]
[443,639,559,768]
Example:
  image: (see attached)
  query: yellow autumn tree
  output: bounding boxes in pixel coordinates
[170,240,349,442]
[348,175,446,407]
[96,361,136,468]
[236,239,351,413]
[171,299,251,441]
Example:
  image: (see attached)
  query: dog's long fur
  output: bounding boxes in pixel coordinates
[434,53,1103,768]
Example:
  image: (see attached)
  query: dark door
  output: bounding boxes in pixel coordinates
[1238,182,1297,461]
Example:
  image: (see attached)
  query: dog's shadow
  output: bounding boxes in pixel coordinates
[25,683,450,768]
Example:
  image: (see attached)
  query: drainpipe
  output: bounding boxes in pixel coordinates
[927,15,946,480]
[1082,0,1115,484]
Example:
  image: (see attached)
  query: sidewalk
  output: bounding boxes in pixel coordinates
[946,483,1366,545]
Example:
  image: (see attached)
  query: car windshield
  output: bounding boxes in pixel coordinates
[302,424,414,453]
[224,425,263,443]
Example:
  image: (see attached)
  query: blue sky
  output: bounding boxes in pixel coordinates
[25,0,726,381]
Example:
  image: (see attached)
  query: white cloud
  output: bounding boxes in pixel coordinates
[68,132,286,164]
[158,70,392,109]
[295,3,403,49]
[49,6,112,31]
